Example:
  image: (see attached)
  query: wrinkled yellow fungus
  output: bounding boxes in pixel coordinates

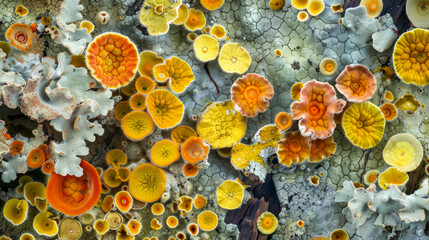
[257,212,278,235]
[394,94,421,115]
[200,0,225,10]
[36,198,48,212]
[147,89,185,129]
[94,219,109,235]
[270,0,285,10]
[58,218,82,240]
[115,191,133,213]
[178,195,193,213]
[406,0,429,28]
[218,43,252,74]
[172,4,189,25]
[138,51,164,79]
[79,21,94,34]
[309,175,320,186]
[197,210,218,231]
[115,101,133,121]
[19,233,34,240]
[101,195,115,212]
[210,24,226,40]
[24,182,46,206]
[33,212,58,237]
[151,139,180,167]
[364,170,379,185]
[185,9,206,31]
[320,58,338,76]
[151,202,165,215]
[129,93,147,111]
[121,111,155,141]
[383,133,423,172]
[117,167,131,182]
[153,57,195,94]
[193,35,219,62]
[15,5,29,16]
[194,194,207,209]
[3,199,28,225]
[139,0,182,36]
[103,168,122,188]
[166,216,179,228]
[187,223,199,236]
[105,211,123,230]
[135,76,156,95]
[106,149,127,169]
[171,126,197,146]
[16,176,33,194]
[307,0,325,16]
[150,218,162,230]
[127,219,142,235]
[378,167,409,190]
[379,102,398,121]
[330,229,349,240]
[197,101,247,149]
[360,0,383,18]
[342,102,385,149]
[331,4,343,12]
[291,0,309,9]
[216,180,244,210]
[297,11,310,22]
[129,163,167,203]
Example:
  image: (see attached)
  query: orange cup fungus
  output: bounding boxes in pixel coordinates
[86,32,139,89]
[270,0,285,10]
[121,111,155,141]
[179,195,194,213]
[115,191,133,213]
[127,219,142,235]
[115,101,133,121]
[364,170,379,185]
[166,216,179,228]
[297,11,310,22]
[11,140,24,155]
[379,102,398,121]
[360,0,383,18]
[335,65,377,103]
[146,89,185,129]
[103,168,122,188]
[94,219,109,235]
[187,223,199,236]
[309,137,337,163]
[46,160,101,216]
[151,139,181,167]
[19,233,34,240]
[290,82,304,101]
[331,4,343,13]
[181,137,210,164]
[26,148,46,168]
[150,218,162,230]
[42,161,55,174]
[210,24,227,40]
[129,163,167,203]
[135,76,156,95]
[6,23,33,52]
[183,163,199,178]
[307,0,325,16]
[129,93,147,111]
[153,57,195,94]
[230,73,274,118]
[277,131,311,167]
[15,5,29,16]
[151,202,165,215]
[297,220,305,228]
[194,194,207,209]
[106,149,127,169]
[116,223,133,240]
[185,9,206,31]
[291,80,346,140]
[200,0,225,11]
[275,112,293,131]
[198,210,219,231]
[171,125,197,145]
[309,175,320,186]
[138,50,164,79]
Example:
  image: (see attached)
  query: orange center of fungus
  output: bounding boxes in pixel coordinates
[309,105,320,116]
[325,63,334,72]
[15,32,27,44]
[299,12,307,20]
[262,217,273,228]
[289,140,303,153]
[154,4,166,15]
[202,47,208,53]
[368,174,377,182]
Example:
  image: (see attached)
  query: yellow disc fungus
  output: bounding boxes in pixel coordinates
[331,4,343,12]
[257,212,278,235]
[183,163,199,178]
[275,49,283,56]
[58,218,82,240]
[166,216,179,228]
[297,220,305,228]
[153,57,195,94]
[270,0,285,10]
[127,219,142,235]
[139,0,182,36]
[290,82,303,101]
[342,102,385,149]
[277,131,311,167]
[26,148,46,168]
[309,137,337,163]
[275,112,293,131]
[181,137,210,164]
[151,139,181,167]
[185,8,206,31]
[15,5,29,16]
[117,167,131,182]
[379,102,398,121]
[197,100,247,149]
[24,182,46,206]
[194,194,207,209]
[309,175,320,186]
[146,89,185,129]
[330,229,349,240]
[106,149,127,169]
[129,163,167,203]
[115,101,133,121]
[210,24,226,40]
[101,195,114,213]
[320,58,338,76]
[394,94,421,115]
[360,0,383,18]
[364,170,379,185]
[308,0,325,16]
[172,4,189,25]
[121,111,155,141]
[135,76,156,95]
[151,202,165,215]
[19,233,34,240]
[33,212,59,237]
[187,32,198,42]
[6,23,33,52]
[193,35,220,62]
[36,198,48,212]
[103,168,122,188]
[393,28,429,86]
[79,21,95,34]
[115,191,133,213]
[187,223,199,236]
[150,218,162,230]
[178,195,193,213]
[291,0,309,9]
[129,93,147,111]
[216,180,244,210]
[171,126,197,145]
[383,133,423,172]
[378,167,409,190]
[94,219,109,235]
[197,210,218,231]
[86,33,139,89]
[17,176,33,194]
[406,0,429,28]
[297,11,310,22]
[200,0,225,10]
[105,211,123,230]
[138,50,164,79]
[383,91,394,102]
[3,198,28,225]
[218,43,252,74]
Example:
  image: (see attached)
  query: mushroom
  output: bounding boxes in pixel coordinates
[194,194,207,209]
[210,25,226,39]
[106,149,127,169]
[3,199,28,225]
[335,65,377,103]
[166,216,179,228]
[114,101,133,121]
[406,0,429,28]
[135,76,156,95]
[319,58,338,76]
[127,219,142,235]
[94,219,109,235]
[181,137,210,164]
[364,170,379,185]
[277,131,311,167]
[151,203,165,215]
[183,163,199,178]
[308,0,325,16]
[138,51,164,79]
[58,218,82,240]
[5,23,33,52]
[171,126,197,146]
[178,195,193,213]
[139,0,181,35]
[218,43,252,74]
[129,93,147,111]
[275,112,293,131]
[378,167,409,190]
[115,191,133,213]
[187,223,199,236]
[153,57,195,94]
[33,212,58,237]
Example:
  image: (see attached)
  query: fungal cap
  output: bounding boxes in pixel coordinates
[257,212,278,235]
[150,218,162,230]
[394,94,421,115]
[129,93,147,111]
[103,168,122,188]
[5,23,33,52]
[116,223,134,240]
[138,0,182,36]
[187,32,197,42]
[330,229,349,240]
[275,112,293,131]
[309,137,337,163]
[129,163,167,203]
[178,195,194,213]
[216,180,244,210]
[36,198,48,212]
[120,79,138,97]
[58,218,82,240]
[308,0,325,16]
[24,182,46,206]
[383,133,424,172]
[11,140,24,155]
[94,219,109,235]
[181,137,210,164]
[80,213,94,225]
[297,220,305,227]
[17,176,33,194]
[360,0,383,18]
[319,58,338,76]
[406,0,429,28]
[15,5,29,16]
[117,167,131,182]
[364,170,379,185]
[172,4,189,25]
[105,211,123,230]
[79,21,95,34]
[138,51,164,79]
[383,91,394,102]
[153,57,195,94]
[166,216,179,228]
[127,219,142,235]
[150,139,180,167]
[121,111,155,141]
[26,148,45,168]
[378,167,409,190]
[19,233,34,240]
[379,102,398,121]
[217,147,232,158]
[193,194,207,209]
[200,0,225,10]
[218,43,252,74]
[135,76,156,95]
[309,175,320,186]
[106,149,128,169]
[171,126,197,146]
[176,232,186,240]
[101,195,115,212]
[146,90,185,129]
[335,65,377,103]
[198,210,219,231]
[187,223,199,236]
[183,163,199,178]
[277,131,311,167]
[3,199,28,225]
[297,11,309,22]
[115,101,133,121]
[185,8,206,31]
[151,202,165,215]
[33,212,59,237]
[210,24,226,39]
[270,0,285,10]
[291,0,309,9]
[290,82,303,101]
[193,35,220,62]
[115,191,133,213]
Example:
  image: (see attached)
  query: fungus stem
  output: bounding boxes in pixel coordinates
[204,63,220,94]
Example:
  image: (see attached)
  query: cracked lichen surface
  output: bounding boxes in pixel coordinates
[1,0,429,239]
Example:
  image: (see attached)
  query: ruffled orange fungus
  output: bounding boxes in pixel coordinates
[277,131,311,167]
[291,80,346,140]
[379,102,398,121]
[46,160,101,216]
[335,64,377,102]
[42,161,54,174]
[231,73,274,118]
[11,140,24,155]
[27,148,46,168]
[86,32,139,89]
[181,137,210,164]
[309,137,337,162]
[6,23,33,52]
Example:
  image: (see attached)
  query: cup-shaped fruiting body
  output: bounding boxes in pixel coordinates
[16,176,33,194]
[342,102,385,149]
[181,137,210,164]
[193,35,220,62]
[194,194,207,209]
[275,112,293,131]
[200,0,225,10]
[383,133,423,172]
[393,29,429,86]
[291,0,309,9]
[230,73,274,118]
[96,11,110,24]
[80,21,95,34]
[256,212,278,235]
[86,32,139,89]
[216,180,244,210]
[46,160,101,216]
[121,111,155,140]
[115,191,133,213]
[135,76,156,95]
[277,131,311,166]
[126,219,142,235]
[364,170,379,185]
[406,0,429,28]
[138,51,164,79]
[11,140,24,155]
[153,57,195,94]
[116,223,133,240]
[335,65,377,102]
[105,211,123,230]
[166,216,179,228]
[129,93,147,111]
[115,101,133,121]
[309,137,337,163]
[19,233,34,240]
[176,232,186,240]
[379,102,398,121]
[210,25,226,40]
[198,210,218,231]
[319,58,338,76]
[151,202,165,215]
[308,0,325,16]
[218,43,252,74]
[101,195,114,212]
[150,218,162,230]
[217,148,232,158]
[129,163,167,203]
[330,229,349,240]
[309,175,320,186]
[94,219,109,235]
[139,0,181,35]
[151,139,181,167]
[146,90,185,129]
[6,23,33,52]
[106,149,127,169]
[297,220,305,227]
[185,9,206,31]
[297,11,310,22]
[183,163,199,178]
[171,126,197,146]
[378,167,409,190]
[172,4,189,25]
[36,199,48,212]
[187,223,199,236]
[103,168,122,188]
[117,167,131,182]
[290,82,303,101]
[24,182,46,206]
[360,0,383,18]
[383,91,394,102]
[394,94,421,115]
[3,199,28,225]
[58,218,82,240]
[197,101,247,149]
[178,195,193,213]
[15,5,29,16]
[27,148,46,168]
[33,212,59,237]
[270,0,285,10]
[121,79,138,97]
[331,4,343,12]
